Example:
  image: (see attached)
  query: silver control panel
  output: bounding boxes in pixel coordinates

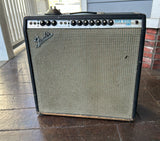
[27,19,142,28]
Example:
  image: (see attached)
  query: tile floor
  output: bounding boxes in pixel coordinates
[0,50,160,141]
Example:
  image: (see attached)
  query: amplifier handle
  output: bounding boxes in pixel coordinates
[70,12,97,15]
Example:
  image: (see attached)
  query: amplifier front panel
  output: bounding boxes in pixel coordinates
[27,28,141,119]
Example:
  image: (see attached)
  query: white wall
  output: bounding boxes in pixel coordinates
[81,0,87,11]
[0,25,9,61]
[87,0,153,18]
[82,0,160,28]
[147,0,160,28]
[0,0,14,61]
[151,0,160,18]
[36,0,49,15]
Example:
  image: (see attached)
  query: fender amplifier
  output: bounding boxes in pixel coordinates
[23,12,146,121]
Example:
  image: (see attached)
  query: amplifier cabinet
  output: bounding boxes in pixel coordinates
[23,13,146,121]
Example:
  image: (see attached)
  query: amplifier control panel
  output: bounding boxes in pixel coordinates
[27,19,142,28]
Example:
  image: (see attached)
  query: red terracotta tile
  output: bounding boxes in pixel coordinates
[142,63,151,68]
[0,125,120,141]
[143,52,152,58]
[153,60,160,65]
[155,48,160,53]
[146,28,157,34]
[145,34,156,40]
[143,57,152,64]
[0,130,44,141]
[144,41,155,47]
[156,42,160,47]
[118,122,160,141]
[154,54,160,59]
[144,47,153,53]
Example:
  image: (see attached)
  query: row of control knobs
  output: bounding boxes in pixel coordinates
[40,20,57,26]
[71,19,114,26]
[39,19,114,26]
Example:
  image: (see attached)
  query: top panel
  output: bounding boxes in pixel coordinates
[24,13,146,29]
[27,19,142,29]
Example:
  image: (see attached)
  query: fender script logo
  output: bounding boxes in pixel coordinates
[34,32,53,48]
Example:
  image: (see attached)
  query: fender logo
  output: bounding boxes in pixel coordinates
[34,32,53,48]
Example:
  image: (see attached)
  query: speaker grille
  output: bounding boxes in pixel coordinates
[27,28,141,119]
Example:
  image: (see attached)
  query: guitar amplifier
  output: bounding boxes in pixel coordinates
[23,12,146,121]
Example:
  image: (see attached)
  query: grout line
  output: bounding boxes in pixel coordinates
[0,124,119,133]
[0,120,160,133]
[0,120,159,133]
[142,62,151,65]
[145,39,157,42]
[116,125,123,141]
[151,29,159,69]
[0,128,40,132]
[0,107,35,111]
[0,93,33,95]
[0,82,31,84]
[41,124,118,129]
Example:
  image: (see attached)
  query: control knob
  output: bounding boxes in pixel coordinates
[102,20,107,25]
[96,20,101,26]
[51,20,57,26]
[71,20,76,26]
[83,20,88,26]
[108,19,114,26]
[89,20,94,26]
[40,20,46,26]
[77,20,83,26]
[46,20,51,26]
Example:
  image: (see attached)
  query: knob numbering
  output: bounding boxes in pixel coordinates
[40,20,46,26]
[89,20,94,26]
[51,20,57,26]
[71,20,76,26]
